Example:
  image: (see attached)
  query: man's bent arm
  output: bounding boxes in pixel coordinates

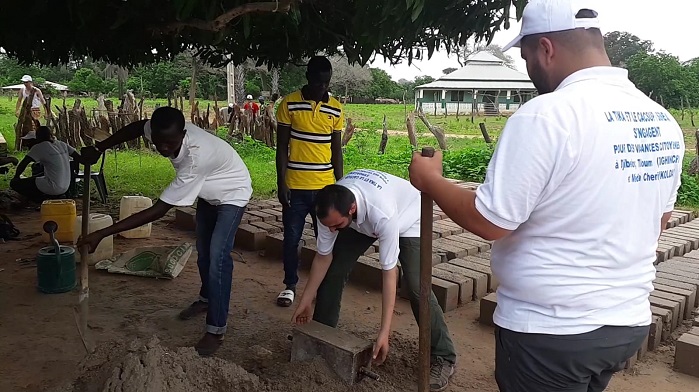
[95,119,148,151]
[379,267,398,334]
[426,176,511,241]
[331,132,343,180]
[94,200,172,238]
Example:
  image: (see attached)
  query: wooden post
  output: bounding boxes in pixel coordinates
[406,112,418,149]
[417,107,448,150]
[76,162,93,354]
[479,123,493,145]
[379,114,388,154]
[418,146,435,392]
[341,118,356,147]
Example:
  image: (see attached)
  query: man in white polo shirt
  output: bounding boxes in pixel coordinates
[78,106,252,357]
[409,0,684,391]
[291,169,458,392]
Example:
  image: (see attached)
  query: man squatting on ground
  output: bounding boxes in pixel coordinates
[275,56,344,307]
[292,169,458,392]
[77,106,252,356]
[409,0,685,391]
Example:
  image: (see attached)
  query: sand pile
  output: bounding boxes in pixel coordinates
[60,337,270,392]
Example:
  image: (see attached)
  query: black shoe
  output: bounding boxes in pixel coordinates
[178,300,208,320]
[195,333,224,356]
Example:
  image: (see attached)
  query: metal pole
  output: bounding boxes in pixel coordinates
[76,163,93,353]
[418,146,435,392]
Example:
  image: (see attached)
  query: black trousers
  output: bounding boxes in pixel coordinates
[10,177,54,203]
[495,325,649,392]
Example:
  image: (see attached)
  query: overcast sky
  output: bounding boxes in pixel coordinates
[371,0,697,80]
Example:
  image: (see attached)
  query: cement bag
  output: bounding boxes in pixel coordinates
[95,242,193,279]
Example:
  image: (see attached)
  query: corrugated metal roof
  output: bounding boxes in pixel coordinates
[417,51,535,91]
[417,80,536,90]
[1,81,69,91]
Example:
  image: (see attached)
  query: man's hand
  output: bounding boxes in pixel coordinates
[80,146,102,165]
[291,295,314,325]
[372,330,390,365]
[408,150,444,193]
[278,183,291,207]
[77,231,106,254]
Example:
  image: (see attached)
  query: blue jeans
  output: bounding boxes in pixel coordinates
[195,199,245,335]
[282,190,319,287]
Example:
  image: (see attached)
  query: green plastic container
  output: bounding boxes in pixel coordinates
[37,245,76,294]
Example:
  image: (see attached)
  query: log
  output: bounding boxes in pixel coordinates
[479,123,493,145]
[417,107,447,150]
[341,118,355,147]
[379,114,388,154]
[406,112,418,149]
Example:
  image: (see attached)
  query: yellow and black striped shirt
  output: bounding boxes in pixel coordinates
[276,90,344,190]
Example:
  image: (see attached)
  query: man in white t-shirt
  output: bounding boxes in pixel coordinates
[409,1,685,391]
[11,126,83,203]
[15,75,46,123]
[291,169,458,392]
[78,107,252,356]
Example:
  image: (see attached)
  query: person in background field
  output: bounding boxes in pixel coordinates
[11,126,84,203]
[15,75,46,127]
[243,94,260,118]
[291,169,458,392]
[77,106,252,356]
[275,56,344,307]
[408,1,685,391]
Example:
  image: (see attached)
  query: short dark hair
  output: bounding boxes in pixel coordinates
[151,106,185,135]
[316,184,355,219]
[36,126,53,142]
[307,56,332,75]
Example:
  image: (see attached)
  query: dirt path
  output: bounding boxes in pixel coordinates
[0,208,697,391]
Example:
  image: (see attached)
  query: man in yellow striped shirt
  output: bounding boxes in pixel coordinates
[275,56,344,307]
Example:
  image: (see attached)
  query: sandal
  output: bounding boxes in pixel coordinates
[276,289,295,307]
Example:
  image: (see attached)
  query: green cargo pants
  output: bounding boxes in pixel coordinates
[312,228,457,364]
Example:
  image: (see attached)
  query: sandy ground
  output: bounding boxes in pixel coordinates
[1,206,698,392]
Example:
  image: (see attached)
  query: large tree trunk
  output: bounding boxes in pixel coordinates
[271,68,280,96]
[417,107,447,150]
[234,64,246,105]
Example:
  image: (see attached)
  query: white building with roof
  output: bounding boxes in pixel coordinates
[415,51,537,116]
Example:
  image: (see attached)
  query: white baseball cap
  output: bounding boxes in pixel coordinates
[502,0,601,52]
[246,94,253,100]
[21,75,33,82]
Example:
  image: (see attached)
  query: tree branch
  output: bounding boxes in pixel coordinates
[154,0,298,35]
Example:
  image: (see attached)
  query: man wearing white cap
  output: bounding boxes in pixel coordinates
[15,75,46,125]
[409,0,684,391]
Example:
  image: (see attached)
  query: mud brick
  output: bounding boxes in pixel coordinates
[665,259,699,270]
[242,212,262,224]
[659,262,699,278]
[439,219,465,234]
[650,306,672,341]
[267,221,285,231]
[349,256,383,291]
[291,320,373,385]
[431,268,474,305]
[432,222,455,238]
[471,252,491,262]
[249,220,280,234]
[652,291,686,322]
[624,351,637,370]
[654,283,696,319]
[479,292,498,327]
[266,208,283,221]
[265,233,285,260]
[363,245,376,256]
[662,232,698,251]
[437,263,487,300]
[675,332,699,378]
[174,207,196,231]
[648,316,663,351]
[246,209,276,222]
[433,240,470,260]
[655,278,699,308]
[649,296,680,331]
[655,272,699,294]
[459,231,492,244]
[694,315,699,327]
[682,250,699,260]
[431,277,459,313]
[675,209,694,220]
[658,239,688,256]
[234,224,267,250]
[449,257,499,292]
[439,237,480,256]
[451,234,491,252]
[655,245,672,263]
[467,257,491,267]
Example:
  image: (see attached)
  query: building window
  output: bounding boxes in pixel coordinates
[422,90,442,101]
[449,91,466,102]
